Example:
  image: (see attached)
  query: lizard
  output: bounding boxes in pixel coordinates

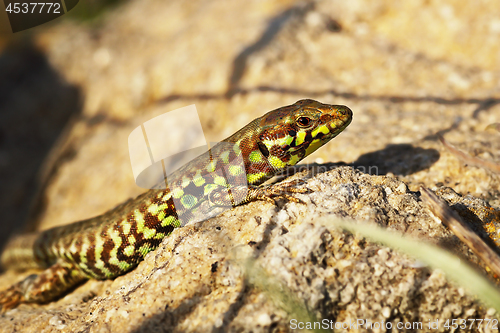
[0,99,352,310]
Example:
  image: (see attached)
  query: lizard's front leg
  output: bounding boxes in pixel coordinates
[208,180,309,207]
[246,180,310,204]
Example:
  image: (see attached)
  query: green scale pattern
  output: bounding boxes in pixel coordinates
[0,99,352,309]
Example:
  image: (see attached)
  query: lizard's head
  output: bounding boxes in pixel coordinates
[231,99,352,185]
[255,99,352,170]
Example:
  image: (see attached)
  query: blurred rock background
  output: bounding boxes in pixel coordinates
[0,0,499,331]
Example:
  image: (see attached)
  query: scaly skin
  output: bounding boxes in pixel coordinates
[0,99,352,310]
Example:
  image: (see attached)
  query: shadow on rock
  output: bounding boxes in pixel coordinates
[352,144,440,176]
[0,39,82,253]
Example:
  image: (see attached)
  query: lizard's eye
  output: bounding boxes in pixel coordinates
[296,116,312,128]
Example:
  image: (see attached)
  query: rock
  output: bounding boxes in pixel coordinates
[1,0,500,331]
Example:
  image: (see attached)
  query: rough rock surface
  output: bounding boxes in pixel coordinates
[1,0,500,332]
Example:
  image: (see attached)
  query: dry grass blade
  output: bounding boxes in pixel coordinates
[420,187,500,278]
[486,123,500,132]
[439,135,500,174]
[316,216,500,311]
[242,259,326,333]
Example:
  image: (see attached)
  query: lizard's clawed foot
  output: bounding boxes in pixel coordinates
[251,179,312,204]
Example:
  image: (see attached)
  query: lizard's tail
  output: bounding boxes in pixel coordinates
[1,234,41,271]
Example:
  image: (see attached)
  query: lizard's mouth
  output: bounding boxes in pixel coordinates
[328,112,352,140]
[328,104,352,131]
[317,105,353,143]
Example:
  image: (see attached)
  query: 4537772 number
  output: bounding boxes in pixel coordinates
[5,2,61,14]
